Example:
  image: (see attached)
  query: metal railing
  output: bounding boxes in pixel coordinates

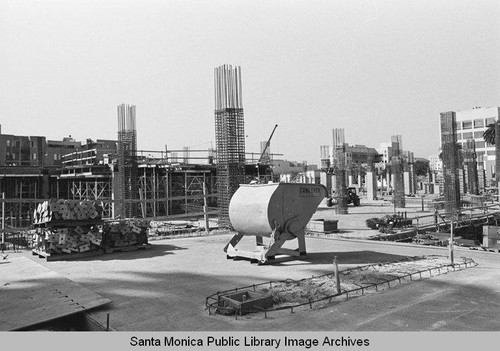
[205,255,477,318]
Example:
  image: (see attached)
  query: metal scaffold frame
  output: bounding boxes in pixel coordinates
[0,175,45,227]
[56,177,113,218]
[137,165,217,218]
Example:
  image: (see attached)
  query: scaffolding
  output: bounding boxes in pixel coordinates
[56,176,113,218]
[0,174,45,227]
[214,65,246,227]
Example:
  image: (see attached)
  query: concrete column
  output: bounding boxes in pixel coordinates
[366,171,377,201]
[404,171,411,195]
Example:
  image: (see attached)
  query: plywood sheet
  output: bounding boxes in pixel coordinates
[0,256,111,331]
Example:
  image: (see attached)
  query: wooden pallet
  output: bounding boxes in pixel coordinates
[104,244,151,254]
[32,249,104,261]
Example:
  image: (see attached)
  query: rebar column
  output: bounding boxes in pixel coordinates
[464,139,478,195]
[117,104,139,219]
[477,153,486,193]
[333,129,347,214]
[440,111,460,218]
[391,136,405,208]
[214,65,246,228]
[496,121,500,193]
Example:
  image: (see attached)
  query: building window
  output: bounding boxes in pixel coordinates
[54,154,58,160]
[6,140,10,147]
[455,122,461,130]
[474,119,484,128]
[462,121,472,129]
[476,141,486,148]
[474,131,484,138]
[33,153,37,160]
[456,133,462,140]
[462,132,473,139]
[485,117,496,125]
[487,150,496,156]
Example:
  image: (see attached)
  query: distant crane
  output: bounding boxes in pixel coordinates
[255,124,278,182]
[258,124,278,164]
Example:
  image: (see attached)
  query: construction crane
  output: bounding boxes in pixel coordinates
[258,124,278,164]
[255,124,278,182]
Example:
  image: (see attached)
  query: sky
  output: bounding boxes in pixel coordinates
[0,0,499,164]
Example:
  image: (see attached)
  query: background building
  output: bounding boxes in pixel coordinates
[449,106,499,184]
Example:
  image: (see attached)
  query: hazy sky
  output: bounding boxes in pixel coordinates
[1,0,499,164]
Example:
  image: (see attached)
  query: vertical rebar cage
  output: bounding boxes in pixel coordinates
[391,135,405,208]
[440,111,461,217]
[214,65,246,228]
[117,104,138,218]
[332,128,347,214]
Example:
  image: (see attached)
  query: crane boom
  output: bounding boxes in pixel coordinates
[258,124,278,164]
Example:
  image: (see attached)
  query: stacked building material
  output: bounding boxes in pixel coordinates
[102,219,149,251]
[33,199,103,224]
[33,225,103,255]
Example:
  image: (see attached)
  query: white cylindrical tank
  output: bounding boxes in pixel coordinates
[229,183,327,237]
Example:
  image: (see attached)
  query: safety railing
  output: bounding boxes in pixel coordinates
[205,255,477,318]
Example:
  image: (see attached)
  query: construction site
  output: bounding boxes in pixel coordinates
[2,65,500,335]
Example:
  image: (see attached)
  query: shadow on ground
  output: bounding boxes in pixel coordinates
[230,250,412,267]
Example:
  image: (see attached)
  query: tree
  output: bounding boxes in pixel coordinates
[483,123,495,145]
[414,159,430,176]
[483,122,500,185]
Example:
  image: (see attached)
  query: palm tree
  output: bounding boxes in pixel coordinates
[483,122,500,186]
[483,123,495,145]
[439,143,463,164]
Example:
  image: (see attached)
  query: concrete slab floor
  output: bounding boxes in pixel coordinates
[6,232,500,332]
[3,201,500,332]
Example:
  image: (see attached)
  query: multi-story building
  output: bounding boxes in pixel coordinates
[45,136,82,166]
[446,106,500,183]
[377,142,393,164]
[428,153,442,172]
[320,144,381,168]
[0,131,82,167]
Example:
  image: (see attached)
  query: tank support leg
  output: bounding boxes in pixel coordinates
[223,233,245,253]
[256,236,264,246]
[297,230,306,255]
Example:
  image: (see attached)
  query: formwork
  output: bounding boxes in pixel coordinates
[214,65,246,228]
